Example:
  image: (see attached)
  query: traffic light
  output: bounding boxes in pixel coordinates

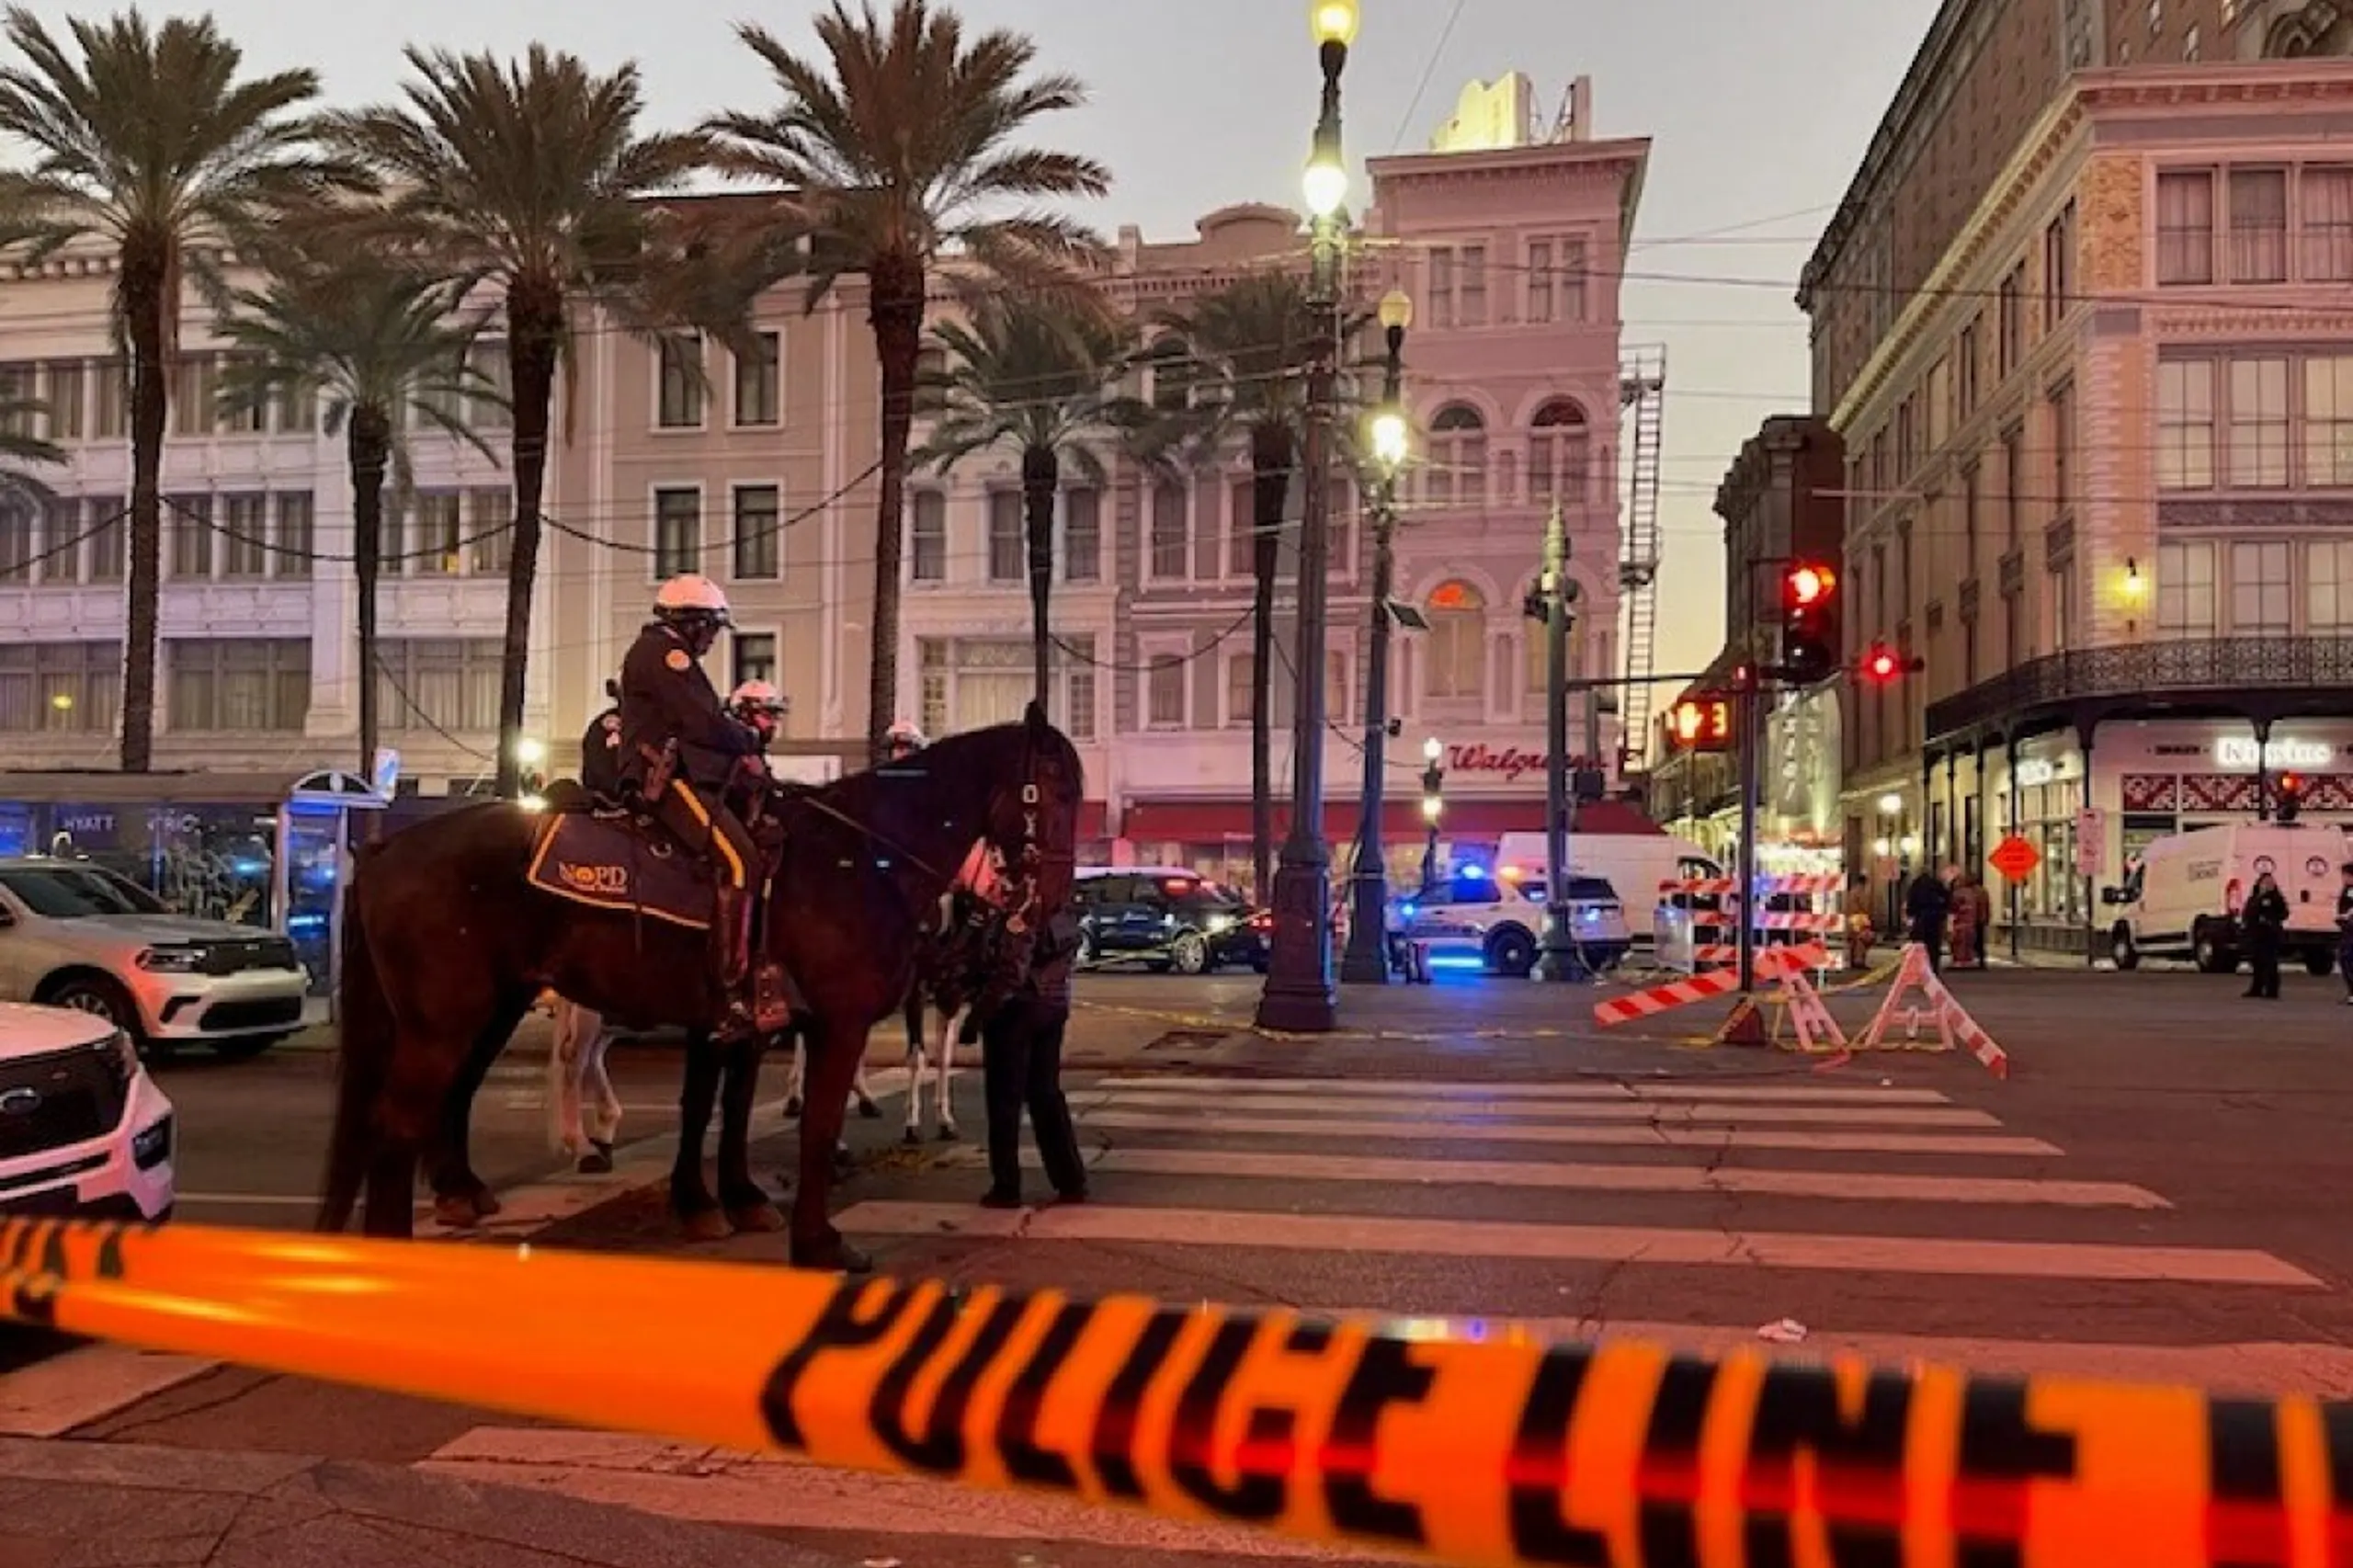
[1779,561,1839,685]
[2276,771,2304,824]
[1858,641,1925,683]
[1666,695,1733,752]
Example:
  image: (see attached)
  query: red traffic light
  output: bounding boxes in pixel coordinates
[1863,644,1900,682]
[2279,771,2304,796]
[1784,562,1836,609]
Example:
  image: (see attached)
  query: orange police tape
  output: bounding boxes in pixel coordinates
[4,1214,2350,1568]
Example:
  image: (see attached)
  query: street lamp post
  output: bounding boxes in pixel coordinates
[1420,735,1445,892]
[1338,288,1413,986]
[1256,0,1357,1033]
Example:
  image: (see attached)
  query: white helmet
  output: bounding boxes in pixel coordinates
[728,678,785,716]
[885,717,926,748]
[654,573,731,623]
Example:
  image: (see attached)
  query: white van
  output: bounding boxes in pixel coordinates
[1492,832,1722,939]
[2103,823,2348,973]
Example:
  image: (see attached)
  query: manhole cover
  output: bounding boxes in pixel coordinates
[1142,1028,1228,1052]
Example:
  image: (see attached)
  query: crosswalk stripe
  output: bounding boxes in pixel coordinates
[836,1200,2321,1286]
[1075,1092,2002,1128]
[948,1146,2170,1208]
[1092,1075,1956,1105]
[1081,1108,2062,1156]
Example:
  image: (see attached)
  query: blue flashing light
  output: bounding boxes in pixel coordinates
[1459,863,1487,879]
[1429,953,1485,971]
[1400,901,1417,918]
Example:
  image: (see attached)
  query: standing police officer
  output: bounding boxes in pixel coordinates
[580,677,625,801]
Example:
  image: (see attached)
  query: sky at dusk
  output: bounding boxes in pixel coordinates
[10,0,1942,687]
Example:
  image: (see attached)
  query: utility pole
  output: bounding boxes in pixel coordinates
[1537,501,1583,982]
[1734,675,1761,994]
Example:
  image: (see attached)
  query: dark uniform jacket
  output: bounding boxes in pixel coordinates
[580,707,625,800]
[971,904,1085,1023]
[616,621,757,792]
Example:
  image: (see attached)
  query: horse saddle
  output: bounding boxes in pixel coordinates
[524,781,719,932]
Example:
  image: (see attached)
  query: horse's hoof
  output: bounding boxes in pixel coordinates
[791,1236,874,1275]
[858,1097,882,1119]
[901,1127,921,1145]
[471,1189,503,1219]
[430,1195,481,1230]
[728,1202,787,1234]
[783,1097,803,1119]
[938,1124,960,1142]
[577,1152,615,1176]
[677,1208,732,1244]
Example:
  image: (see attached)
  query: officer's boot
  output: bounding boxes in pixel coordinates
[710,883,756,1040]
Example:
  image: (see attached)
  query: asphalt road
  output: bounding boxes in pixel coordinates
[12,960,2353,1568]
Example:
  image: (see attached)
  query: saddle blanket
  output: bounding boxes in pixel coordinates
[526,810,716,931]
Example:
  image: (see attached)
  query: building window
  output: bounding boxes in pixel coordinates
[91,360,124,439]
[2156,170,2216,284]
[2228,168,2290,284]
[376,638,501,733]
[2156,541,2216,637]
[2148,0,2161,31]
[464,488,508,576]
[41,361,81,442]
[2042,200,2075,332]
[2049,562,2075,652]
[2305,356,2353,485]
[1146,339,1194,413]
[1527,400,1588,506]
[656,335,704,428]
[2228,356,2290,487]
[464,341,509,432]
[1527,240,1553,323]
[1961,464,1982,576]
[1996,263,2024,376]
[1957,316,1981,415]
[2184,22,2200,58]
[408,491,462,575]
[218,494,269,578]
[2156,358,2216,490]
[0,642,119,733]
[1225,653,1255,728]
[2311,541,2353,631]
[653,487,700,577]
[0,497,29,582]
[987,490,1022,583]
[85,497,123,583]
[273,493,315,580]
[1150,480,1188,579]
[2000,426,2024,545]
[911,491,947,582]
[168,638,310,732]
[2231,540,2292,633]
[733,485,779,580]
[1146,652,1185,728]
[2302,167,2353,281]
[1424,579,1486,701]
[1426,403,1486,508]
[733,331,779,426]
[1063,636,1097,741]
[732,632,777,692]
[2049,381,2075,516]
[1225,478,1256,578]
[168,355,214,437]
[168,494,211,579]
[1894,396,1917,482]
[1063,488,1100,583]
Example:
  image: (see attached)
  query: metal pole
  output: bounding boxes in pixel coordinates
[1736,680,1761,994]
[1538,501,1579,981]
[1340,327,1405,986]
[1256,52,1346,1033]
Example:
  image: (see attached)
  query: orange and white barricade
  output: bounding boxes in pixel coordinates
[1849,941,2011,1078]
[1594,941,1828,1027]
[1654,873,1847,974]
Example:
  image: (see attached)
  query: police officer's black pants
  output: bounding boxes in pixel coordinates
[981,996,1086,1200]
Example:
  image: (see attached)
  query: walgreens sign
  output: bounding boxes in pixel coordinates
[1444,744,1606,784]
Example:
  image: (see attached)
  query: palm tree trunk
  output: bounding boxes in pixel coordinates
[349,409,391,779]
[495,278,563,798]
[867,251,925,763]
[1021,443,1058,708]
[118,242,169,773]
[1249,422,1292,903]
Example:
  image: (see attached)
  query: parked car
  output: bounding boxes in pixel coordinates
[0,858,309,1060]
[0,1001,175,1221]
[1388,865,1631,977]
[1073,868,1270,974]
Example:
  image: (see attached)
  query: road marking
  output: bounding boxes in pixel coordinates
[950,1146,2170,1208]
[1074,1091,2001,1128]
[837,1200,2322,1286]
[1080,1108,2063,1156]
[420,1428,1379,1560]
[1091,1076,1957,1105]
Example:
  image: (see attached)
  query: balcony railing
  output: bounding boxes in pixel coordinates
[1925,636,2353,739]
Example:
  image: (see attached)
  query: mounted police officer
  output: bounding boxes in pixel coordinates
[618,574,768,1038]
[883,717,926,765]
[728,679,788,752]
[580,678,625,801]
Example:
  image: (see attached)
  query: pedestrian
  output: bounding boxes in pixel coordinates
[2242,869,2289,1000]
[1843,872,1875,970]
[1963,875,1995,969]
[965,897,1088,1210]
[2336,863,2353,1005]
[1904,864,1954,972]
[1949,872,1982,970]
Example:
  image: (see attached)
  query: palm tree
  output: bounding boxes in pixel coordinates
[915,295,1145,706]
[1152,271,1327,902]
[0,399,63,504]
[0,8,337,770]
[212,248,500,778]
[707,0,1108,761]
[321,46,710,796]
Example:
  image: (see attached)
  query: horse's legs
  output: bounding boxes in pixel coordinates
[934,1007,960,1142]
[783,1033,806,1119]
[548,1001,585,1157]
[718,1035,782,1233]
[585,1025,622,1158]
[789,1015,871,1274]
[671,1028,728,1242]
[366,1026,471,1240]
[428,995,529,1226]
[902,1004,928,1145]
[854,1056,881,1119]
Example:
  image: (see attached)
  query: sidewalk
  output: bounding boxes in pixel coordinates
[0,1437,844,1568]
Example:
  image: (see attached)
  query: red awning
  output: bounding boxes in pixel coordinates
[1120,797,1663,842]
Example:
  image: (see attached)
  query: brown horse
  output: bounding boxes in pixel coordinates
[316,709,1083,1271]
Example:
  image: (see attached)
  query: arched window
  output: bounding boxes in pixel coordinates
[1426,404,1487,508]
[1146,337,1196,412]
[1529,400,1590,506]
[1425,578,1486,701]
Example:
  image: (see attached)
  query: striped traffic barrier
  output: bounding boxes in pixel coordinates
[1594,943,1829,1027]
[0,1217,2344,1567]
